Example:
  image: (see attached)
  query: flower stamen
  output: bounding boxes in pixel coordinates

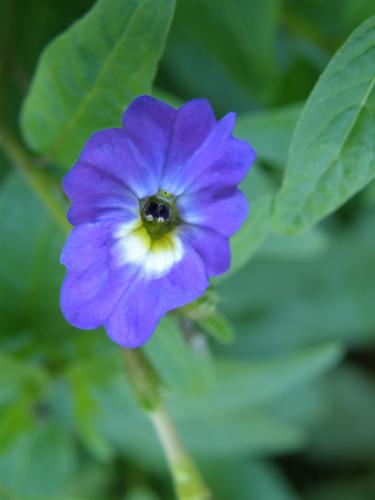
[140,191,180,239]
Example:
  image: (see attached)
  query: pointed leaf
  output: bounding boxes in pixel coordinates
[21,0,175,166]
[273,16,375,234]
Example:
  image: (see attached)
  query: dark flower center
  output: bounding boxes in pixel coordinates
[143,200,171,222]
[140,190,180,239]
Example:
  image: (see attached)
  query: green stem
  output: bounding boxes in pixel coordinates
[123,349,212,500]
[0,127,70,233]
[0,127,212,500]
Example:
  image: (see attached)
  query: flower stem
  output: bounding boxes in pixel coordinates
[123,348,212,500]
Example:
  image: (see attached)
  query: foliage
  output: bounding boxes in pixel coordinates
[0,0,375,498]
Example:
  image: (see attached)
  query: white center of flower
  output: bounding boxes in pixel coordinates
[113,218,184,278]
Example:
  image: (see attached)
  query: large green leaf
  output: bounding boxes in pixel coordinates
[21,0,175,166]
[273,16,375,234]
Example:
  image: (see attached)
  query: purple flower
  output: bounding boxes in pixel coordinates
[60,96,255,348]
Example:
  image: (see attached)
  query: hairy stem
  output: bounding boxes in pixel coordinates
[123,348,212,500]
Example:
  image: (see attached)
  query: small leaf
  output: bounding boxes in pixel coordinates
[21,0,176,166]
[197,310,235,344]
[273,16,375,234]
[145,316,215,395]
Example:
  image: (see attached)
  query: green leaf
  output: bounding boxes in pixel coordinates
[151,87,183,108]
[0,171,110,364]
[260,226,329,259]
[145,316,215,395]
[0,397,35,455]
[175,411,304,457]
[125,486,161,500]
[21,0,176,166]
[197,310,235,344]
[0,353,49,407]
[273,16,375,234]
[86,342,333,464]
[363,178,375,205]
[0,353,50,455]
[235,102,303,168]
[175,342,343,417]
[0,171,70,361]
[0,483,20,500]
[65,353,120,462]
[0,422,76,498]
[202,460,300,500]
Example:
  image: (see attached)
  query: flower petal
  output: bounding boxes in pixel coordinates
[104,247,209,347]
[160,98,216,187]
[184,136,255,194]
[77,127,159,198]
[178,187,249,237]
[121,95,176,182]
[179,225,230,276]
[60,223,132,329]
[161,112,236,194]
[63,161,139,225]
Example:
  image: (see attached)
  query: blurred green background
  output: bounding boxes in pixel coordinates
[0,0,375,499]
